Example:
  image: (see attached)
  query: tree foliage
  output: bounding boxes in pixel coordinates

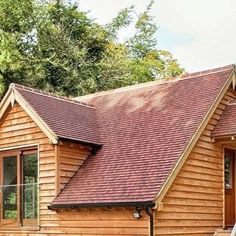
[0,0,184,97]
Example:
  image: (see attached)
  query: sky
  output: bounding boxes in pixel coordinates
[78,0,236,72]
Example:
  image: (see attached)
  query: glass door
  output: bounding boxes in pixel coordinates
[1,155,18,227]
[21,152,38,226]
[224,148,235,227]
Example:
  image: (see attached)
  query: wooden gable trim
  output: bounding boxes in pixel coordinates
[0,84,58,144]
[155,67,236,205]
[233,72,236,90]
[0,85,14,120]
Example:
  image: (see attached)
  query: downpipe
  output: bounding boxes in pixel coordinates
[146,206,154,236]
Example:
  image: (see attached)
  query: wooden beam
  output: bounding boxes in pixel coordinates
[55,144,60,195]
[17,151,21,227]
[223,146,226,229]
[232,72,236,90]
[0,153,2,226]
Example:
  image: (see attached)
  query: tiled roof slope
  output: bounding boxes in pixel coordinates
[212,99,236,137]
[13,84,100,145]
[51,65,234,206]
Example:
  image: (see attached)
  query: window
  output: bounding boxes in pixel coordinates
[225,149,234,190]
[0,149,38,227]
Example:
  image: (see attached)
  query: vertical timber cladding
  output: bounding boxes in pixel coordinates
[0,102,56,233]
[155,88,236,236]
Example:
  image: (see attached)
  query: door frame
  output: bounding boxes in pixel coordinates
[223,146,236,228]
[0,144,39,228]
[0,151,20,227]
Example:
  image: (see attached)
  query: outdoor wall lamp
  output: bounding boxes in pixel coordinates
[132,207,142,219]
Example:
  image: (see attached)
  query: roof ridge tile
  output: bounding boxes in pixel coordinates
[77,64,235,101]
[181,64,235,79]
[12,83,94,109]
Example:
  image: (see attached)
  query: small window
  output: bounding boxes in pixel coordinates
[225,149,234,190]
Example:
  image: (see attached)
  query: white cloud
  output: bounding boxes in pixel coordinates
[156,0,236,71]
[79,0,146,24]
[79,0,236,72]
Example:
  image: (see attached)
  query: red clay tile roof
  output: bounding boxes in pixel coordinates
[13,84,100,145]
[51,65,234,207]
[212,99,236,137]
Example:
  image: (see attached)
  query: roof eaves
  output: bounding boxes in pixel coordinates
[212,132,236,139]
[58,136,102,149]
[48,201,155,211]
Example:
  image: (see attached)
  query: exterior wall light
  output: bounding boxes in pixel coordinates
[132,207,142,219]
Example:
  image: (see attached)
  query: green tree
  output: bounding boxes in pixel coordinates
[0,0,35,94]
[0,0,184,97]
[127,0,183,83]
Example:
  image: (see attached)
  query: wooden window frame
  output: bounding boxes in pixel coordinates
[225,149,234,190]
[0,146,39,228]
[223,146,236,229]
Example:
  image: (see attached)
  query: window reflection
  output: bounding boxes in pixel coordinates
[225,149,234,190]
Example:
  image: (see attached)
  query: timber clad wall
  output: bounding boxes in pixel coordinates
[44,142,150,236]
[41,207,149,235]
[58,141,90,192]
[0,103,149,235]
[155,88,236,236]
[0,102,56,235]
[0,104,55,235]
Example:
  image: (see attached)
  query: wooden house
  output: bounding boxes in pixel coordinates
[0,65,236,235]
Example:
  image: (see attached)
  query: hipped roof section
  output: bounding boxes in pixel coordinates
[0,84,101,146]
[50,65,235,208]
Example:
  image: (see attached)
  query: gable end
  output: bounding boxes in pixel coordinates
[0,84,58,144]
[155,66,236,204]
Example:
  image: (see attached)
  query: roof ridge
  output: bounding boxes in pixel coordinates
[181,64,235,79]
[76,64,235,100]
[11,83,94,109]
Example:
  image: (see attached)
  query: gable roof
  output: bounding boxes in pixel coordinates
[50,65,235,208]
[212,99,236,138]
[0,84,100,146]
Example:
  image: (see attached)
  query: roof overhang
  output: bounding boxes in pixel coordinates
[58,136,102,149]
[48,201,155,211]
[211,134,236,142]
